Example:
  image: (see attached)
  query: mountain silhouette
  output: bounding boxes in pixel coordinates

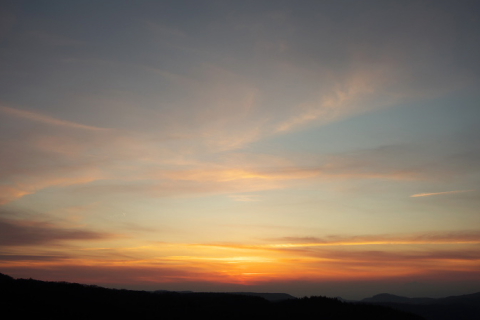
[362,293,436,304]
[154,290,295,301]
[360,292,480,320]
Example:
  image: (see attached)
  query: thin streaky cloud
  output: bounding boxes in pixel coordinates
[274,66,395,133]
[199,238,480,250]
[274,231,480,246]
[410,190,475,198]
[0,105,108,131]
[192,231,480,251]
[0,216,118,247]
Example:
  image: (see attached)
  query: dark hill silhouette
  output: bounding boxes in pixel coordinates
[440,292,480,307]
[0,272,14,283]
[362,293,436,304]
[229,291,295,301]
[154,290,295,301]
[360,292,480,320]
[0,272,423,320]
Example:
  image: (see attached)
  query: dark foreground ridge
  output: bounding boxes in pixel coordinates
[360,292,480,320]
[0,273,422,320]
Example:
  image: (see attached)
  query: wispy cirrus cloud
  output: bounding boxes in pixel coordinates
[275,67,394,133]
[0,186,32,206]
[410,190,475,197]
[0,164,105,205]
[0,105,108,131]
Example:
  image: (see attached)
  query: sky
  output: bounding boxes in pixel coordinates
[1,0,480,300]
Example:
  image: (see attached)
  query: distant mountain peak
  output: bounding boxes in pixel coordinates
[230,292,296,302]
[362,293,413,304]
[373,293,404,298]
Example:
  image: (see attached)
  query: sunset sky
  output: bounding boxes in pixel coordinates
[1,0,480,299]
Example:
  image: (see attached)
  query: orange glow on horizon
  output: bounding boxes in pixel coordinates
[2,236,480,287]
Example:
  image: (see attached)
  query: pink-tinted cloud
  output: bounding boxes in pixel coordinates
[411,190,475,197]
[0,105,108,131]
